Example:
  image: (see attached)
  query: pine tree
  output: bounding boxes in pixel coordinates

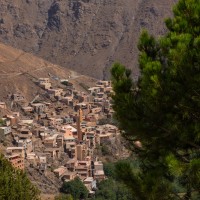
[0,154,40,200]
[61,177,89,200]
[111,0,200,199]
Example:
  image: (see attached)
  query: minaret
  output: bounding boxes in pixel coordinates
[77,108,83,142]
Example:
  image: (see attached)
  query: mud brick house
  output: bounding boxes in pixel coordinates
[54,166,68,179]
[18,129,32,140]
[44,134,58,148]
[93,161,105,181]
[75,160,91,179]
[31,103,46,114]
[0,102,6,109]
[0,126,12,137]
[6,147,25,158]
[12,93,25,102]
[6,154,24,170]
[38,78,51,89]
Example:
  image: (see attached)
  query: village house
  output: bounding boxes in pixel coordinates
[0,126,12,137]
[44,147,61,160]
[0,126,12,141]
[11,93,25,102]
[76,143,88,161]
[22,106,34,113]
[38,78,50,84]
[6,153,24,170]
[62,116,74,124]
[93,161,105,181]
[96,92,104,98]
[66,159,78,172]
[75,160,91,179]
[96,80,111,88]
[85,113,98,122]
[66,142,76,158]
[84,177,96,194]
[26,153,38,166]
[6,115,18,126]
[38,78,51,89]
[47,88,63,97]
[62,130,76,158]
[61,125,78,138]
[17,139,33,153]
[54,166,68,179]
[38,156,47,171]
[19,119,33,126]
[0,102,6,109]
[88,87,101,94]
[56,135,64,148]
[39,132,49,141]
[44,134,58,148]
[48,117,63,126]
[96,132,113,145]
[6,147,26,158]
[74,103,88,112]
[31,103,46,114]
[90,106,102,114]
[75,92,90,103]
[62,171,77,182]
[18,129,32,140]
[85,131,96,148]
[104,86,113,94]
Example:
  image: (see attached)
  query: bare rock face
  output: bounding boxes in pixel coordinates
[0,0,177,79]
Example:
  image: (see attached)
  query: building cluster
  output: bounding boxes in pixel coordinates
[0,78,119,195]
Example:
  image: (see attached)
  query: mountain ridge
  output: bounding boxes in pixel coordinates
[0,0,177,79]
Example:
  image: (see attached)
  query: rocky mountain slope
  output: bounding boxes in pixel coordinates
[0,42,96,103]
[0,0,177,79]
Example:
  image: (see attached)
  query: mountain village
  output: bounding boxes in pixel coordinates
[0,75,126,196]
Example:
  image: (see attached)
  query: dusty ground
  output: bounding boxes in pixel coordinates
[0,42,97,104]
[40,194,58,200]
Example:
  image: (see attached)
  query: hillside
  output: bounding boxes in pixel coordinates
[0,0,177,79]
[0,42,96,103]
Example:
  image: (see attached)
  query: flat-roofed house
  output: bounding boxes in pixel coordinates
[66,159,77,172]
[6,147,25,158]
[38,78,50,84]
[56,135,63,148]
[0,102,6,109]
[6,115,18,126]
[76,144,88,161]
[54,166,68,179]
[62,130,76,158]
[32,103,46,113]
[44,147,61,160]
[22,106,34,113]
[96,132,113,145]
[17,139,33,153]
[75,160,91,179]
[48,88,63,97]
[6,154,24,170]
[84,177,97,192]
[93,161,105,181]
[0,126,12,136]
[0,126,12,141]
[18,129,32,140]
[38,78,51,89]
[44,134,58,148]
[62,171,77,182]
[12,93,25,102]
